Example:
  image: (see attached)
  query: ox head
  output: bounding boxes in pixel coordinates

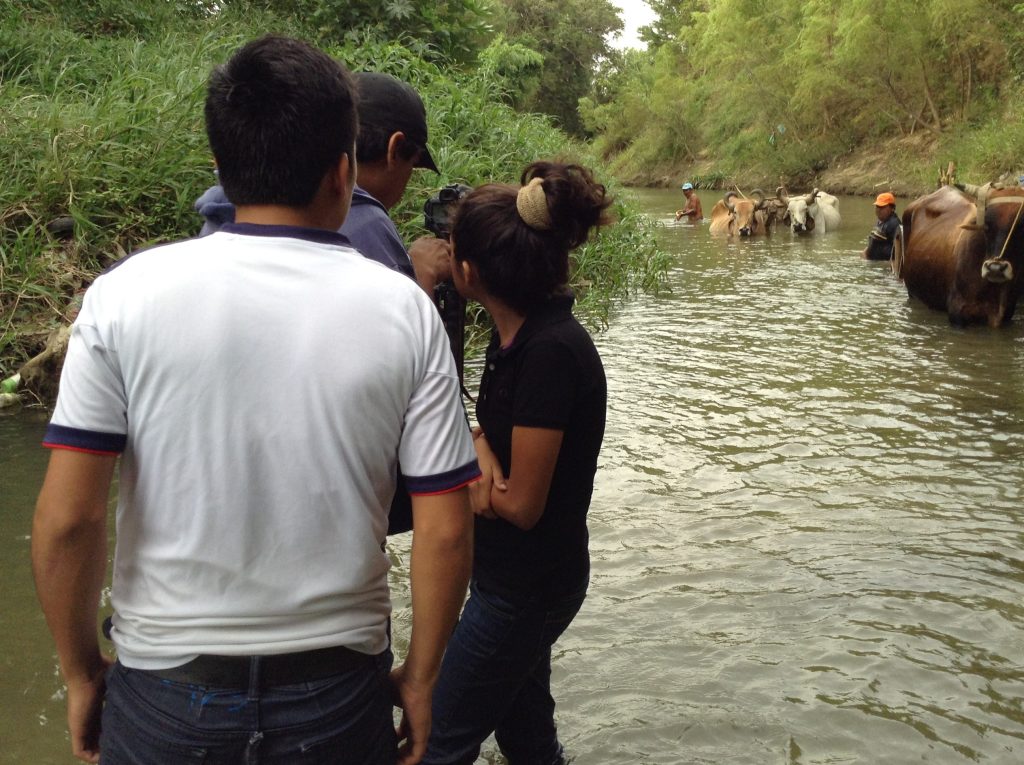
[785,188,819,234]
[942,182,1024,325]
[956,183,1024,285]
[723,189,767,236]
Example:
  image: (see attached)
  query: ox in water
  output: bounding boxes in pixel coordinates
[779,187,841,234]
[708,190,779,237]
[901,182,1024,327]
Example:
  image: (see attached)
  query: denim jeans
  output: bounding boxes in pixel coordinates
[99,650,396,764]
[423,580,586,765]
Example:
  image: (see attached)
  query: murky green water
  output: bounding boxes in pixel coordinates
[3,190,1023,763]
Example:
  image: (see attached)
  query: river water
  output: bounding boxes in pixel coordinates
[2,189,1023,764]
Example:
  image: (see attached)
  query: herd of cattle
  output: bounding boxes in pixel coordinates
[699,183,1023,327]
[707,186,840,238]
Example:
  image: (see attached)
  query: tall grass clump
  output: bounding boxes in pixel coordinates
[0,7,248,372]
[936,94,1024,185]
[1,9,667,380]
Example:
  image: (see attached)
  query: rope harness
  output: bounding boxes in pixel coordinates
[991,196,1024,264]
[957,182,1024,277]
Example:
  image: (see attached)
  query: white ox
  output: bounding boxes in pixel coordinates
[779,187,841,234]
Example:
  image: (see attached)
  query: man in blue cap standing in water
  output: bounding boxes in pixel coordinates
[675,181,703,221]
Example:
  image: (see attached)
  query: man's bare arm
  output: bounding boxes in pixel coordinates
[391,487,473,765]
[32,449,117,763]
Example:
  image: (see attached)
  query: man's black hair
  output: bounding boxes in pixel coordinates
[205,35,358,207]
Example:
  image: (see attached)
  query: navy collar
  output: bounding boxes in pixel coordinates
[351,186,387,212]
[220,222,353,248]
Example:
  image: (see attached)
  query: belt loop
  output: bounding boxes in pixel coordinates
[247,656,261,701]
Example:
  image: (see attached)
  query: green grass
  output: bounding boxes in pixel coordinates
[0,10,669,380]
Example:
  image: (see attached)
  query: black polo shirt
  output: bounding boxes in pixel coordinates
[473,293,607,604]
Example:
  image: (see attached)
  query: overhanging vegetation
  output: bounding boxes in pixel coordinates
[0,0,668,381]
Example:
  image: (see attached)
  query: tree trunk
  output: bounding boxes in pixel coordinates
[881,75,939,136]
[964,56,973,119]
[17,325,71,406]
[918,57,943,131]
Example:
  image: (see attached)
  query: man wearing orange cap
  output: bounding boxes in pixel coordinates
[863,191,900,260]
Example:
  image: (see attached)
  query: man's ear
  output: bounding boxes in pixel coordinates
[385,131,407,167]
[329,152,354,197]
[458,257,479,287]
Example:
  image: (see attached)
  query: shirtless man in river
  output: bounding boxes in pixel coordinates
[675,182,703,221]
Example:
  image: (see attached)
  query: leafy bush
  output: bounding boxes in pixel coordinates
[0,7,667,376]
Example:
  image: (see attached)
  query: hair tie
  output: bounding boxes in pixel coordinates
[516,177,552,230]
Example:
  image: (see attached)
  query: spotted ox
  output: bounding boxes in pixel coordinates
[708,190,774,237]
[900,183,1024,327]
[779,187,840,234]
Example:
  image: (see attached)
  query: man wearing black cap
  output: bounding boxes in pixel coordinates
[195,72,451,294]
[342,72,451,293]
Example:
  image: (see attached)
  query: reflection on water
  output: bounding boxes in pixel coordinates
[554,190,1024,764]
[3,190,1024,763]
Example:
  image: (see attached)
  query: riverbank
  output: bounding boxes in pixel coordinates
[619,133,966,200]
[0,8,669,409]
[0,135,956,408]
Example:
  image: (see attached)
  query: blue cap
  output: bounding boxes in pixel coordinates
[681,182,693,190]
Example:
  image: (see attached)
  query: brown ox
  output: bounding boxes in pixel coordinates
[708,190,776,237]
[901,184,1024,327]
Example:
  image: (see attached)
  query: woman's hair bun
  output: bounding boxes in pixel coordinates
[521,161,614,249]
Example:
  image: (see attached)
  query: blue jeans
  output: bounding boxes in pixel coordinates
[423,580,586,765]
[99,650,396,764]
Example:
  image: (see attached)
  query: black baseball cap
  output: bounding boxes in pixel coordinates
[356,72,439,173]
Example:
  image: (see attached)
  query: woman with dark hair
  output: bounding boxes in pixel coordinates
[422,162,612,765]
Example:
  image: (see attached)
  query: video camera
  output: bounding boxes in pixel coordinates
[424,184,472,384]
[424,183,472,240]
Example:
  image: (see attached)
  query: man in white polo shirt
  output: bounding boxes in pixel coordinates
[32,35,476,765]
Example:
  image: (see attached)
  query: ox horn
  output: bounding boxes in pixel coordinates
[776,186,789,204]
[723,191,738,212]
[751,189,766,209]
[955,182,993,227]
[954,182,983,199]
[805,188,818,205]
[975,182,992,228]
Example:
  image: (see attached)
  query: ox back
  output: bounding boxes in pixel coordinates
[901,185,1024,327]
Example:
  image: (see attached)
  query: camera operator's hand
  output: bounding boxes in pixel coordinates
[408,236,452,295]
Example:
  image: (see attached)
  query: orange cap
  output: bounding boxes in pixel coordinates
[874,192,896,207]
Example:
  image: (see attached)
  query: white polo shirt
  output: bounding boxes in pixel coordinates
[45,224,479,668]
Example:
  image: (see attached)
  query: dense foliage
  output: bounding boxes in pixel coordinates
[583,0,1024,188]
[492,0,622,135]
[0,0,668,379]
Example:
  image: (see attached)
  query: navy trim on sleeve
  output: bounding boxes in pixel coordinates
[405,460,482,496]
[43,424,126,454]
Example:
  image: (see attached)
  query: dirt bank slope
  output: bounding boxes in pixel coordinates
[623,134,950,200]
